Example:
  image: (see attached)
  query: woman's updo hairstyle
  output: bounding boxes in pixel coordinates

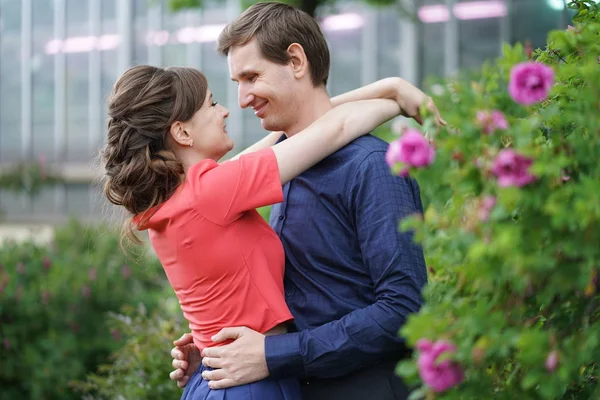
[101,65,208,243]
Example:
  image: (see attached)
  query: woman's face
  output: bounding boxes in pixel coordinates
[184,89,233,161]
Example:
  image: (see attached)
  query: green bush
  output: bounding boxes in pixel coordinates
[391,1,600,399]
[74,295,188,399]
[0,220,168,400]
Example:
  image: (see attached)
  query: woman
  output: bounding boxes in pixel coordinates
[101,65,410,400]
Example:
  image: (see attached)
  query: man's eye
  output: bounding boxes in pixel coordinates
[249,75,257,83]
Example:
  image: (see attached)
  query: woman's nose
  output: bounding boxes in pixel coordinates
[220,105,230,118]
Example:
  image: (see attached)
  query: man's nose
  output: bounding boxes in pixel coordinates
[238,84,254,109]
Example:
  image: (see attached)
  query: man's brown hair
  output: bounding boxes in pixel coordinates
[217,1,330,87]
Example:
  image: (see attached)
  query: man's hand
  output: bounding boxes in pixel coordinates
[169,333,202,388]
[200,326,269,389]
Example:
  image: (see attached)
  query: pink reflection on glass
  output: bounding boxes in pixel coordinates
[322,13,364,31]
[97,34,120,50]
[45,39,63,54]
[454,1,507,20]
[418,5,450,23]
[176,24,226,43]
[418,1,507,23]
[44,34,119,54]
[146,30,170,46]
[63,36,97,53]
[176,27,197,44]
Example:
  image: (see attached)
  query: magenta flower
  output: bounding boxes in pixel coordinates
[476,110,509,134]
[386,129,435,176]
[111,329,122,341]
[42,256,52,271]
[491,149,536,187]
[41,291,51,305]
[545,350,559,372]
[81,286,91,298]
[16,262,25,274]
[88,268,97,281]
[121,265,132,279]
[477,196,497,222]
[416,339,464,393]
[509,62,554,105]
[3,338,11,350]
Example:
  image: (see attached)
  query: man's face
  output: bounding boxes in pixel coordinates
[228,39,299,132]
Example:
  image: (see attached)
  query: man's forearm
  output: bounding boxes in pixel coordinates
[265,291,421,379]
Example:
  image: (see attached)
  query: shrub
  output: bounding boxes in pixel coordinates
[73,296,188,399]
[391,1,600,398]
[0,220,168,400]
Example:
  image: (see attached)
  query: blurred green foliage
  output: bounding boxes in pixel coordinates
[73,296,188,400]
[0,220,168,400]
[391,1,600,398]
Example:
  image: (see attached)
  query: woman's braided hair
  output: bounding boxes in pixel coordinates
[101,65,208,243]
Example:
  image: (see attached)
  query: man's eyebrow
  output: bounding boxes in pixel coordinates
[231,69,257,82]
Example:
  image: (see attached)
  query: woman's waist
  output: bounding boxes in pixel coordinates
[189,316,292,350]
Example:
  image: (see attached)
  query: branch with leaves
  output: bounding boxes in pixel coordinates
[0,161,62,197]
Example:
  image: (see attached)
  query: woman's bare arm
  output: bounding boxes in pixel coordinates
[273,98,400,185]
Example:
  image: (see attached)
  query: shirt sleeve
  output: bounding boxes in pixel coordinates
[264,150,428,379]
[187,148,283,224]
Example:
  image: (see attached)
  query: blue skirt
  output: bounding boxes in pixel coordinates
[181,365,302,400]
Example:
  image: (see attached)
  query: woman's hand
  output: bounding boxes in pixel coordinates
[169,332,202,388]
[390,78,446,126]
[331,77,446,127]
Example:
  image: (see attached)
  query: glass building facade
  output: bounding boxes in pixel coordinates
[0,0,574,223]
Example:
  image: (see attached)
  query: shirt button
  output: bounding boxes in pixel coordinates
[285,292,291,297]
[278,215,284,221]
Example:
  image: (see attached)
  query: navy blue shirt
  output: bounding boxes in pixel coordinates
[264,134,427,379]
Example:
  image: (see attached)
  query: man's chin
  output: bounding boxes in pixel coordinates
[261,119,284,133]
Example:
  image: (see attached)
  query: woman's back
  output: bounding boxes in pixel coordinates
[138,150,293,350]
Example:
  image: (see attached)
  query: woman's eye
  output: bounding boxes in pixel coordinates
[211,101,218,107]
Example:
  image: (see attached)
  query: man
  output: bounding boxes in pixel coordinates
[169,2,435,399]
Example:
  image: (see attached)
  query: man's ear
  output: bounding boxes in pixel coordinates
[287,43,309,80]
[169,121,193,147]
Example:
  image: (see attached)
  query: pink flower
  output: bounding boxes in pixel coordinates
[88,268,97,281]
[491,149,536,187]
[111,329,122,341]
[509,62,554,105]
[386,129,435,176]
[121,265,132,279]
[3,338,11,350]
[38,154,47,179]
[15,286,23,302]
[42,256,52,271]
[416,339,464,393]
[476,110,509,134]
[16,262,25,274]
[81,286,91,298]
[41,291,51,305]
[545,350,559,372]
[477,196,496,222]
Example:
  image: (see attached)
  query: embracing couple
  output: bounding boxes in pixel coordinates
[102,2,443,399]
